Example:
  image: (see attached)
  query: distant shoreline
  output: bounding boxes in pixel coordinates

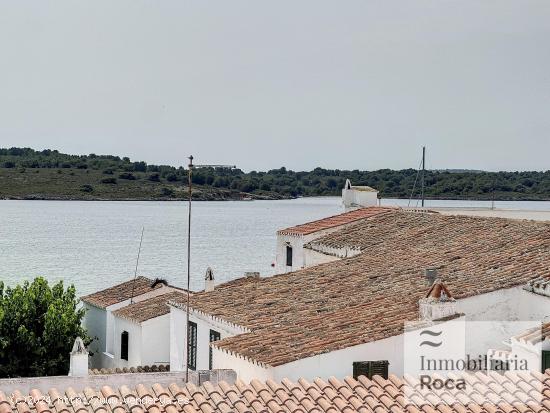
[1,195,550,202]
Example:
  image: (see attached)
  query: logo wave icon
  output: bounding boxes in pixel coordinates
[419,329,442,347]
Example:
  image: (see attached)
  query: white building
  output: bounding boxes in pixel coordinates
[342,179,379,211]
[274,206,392,273]
[81,276,185,370]
[168,209,550,382]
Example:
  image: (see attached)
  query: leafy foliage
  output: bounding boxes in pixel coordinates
[0,147,549,200]
[0,277,91,378]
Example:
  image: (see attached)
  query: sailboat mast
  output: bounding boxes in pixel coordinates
[421,146,426,207]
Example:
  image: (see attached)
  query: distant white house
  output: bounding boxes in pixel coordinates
[274,206,392,273]
[81,276,185,370]
[341,179,379,211]
[274,180,384,273]
[167,210,550,382]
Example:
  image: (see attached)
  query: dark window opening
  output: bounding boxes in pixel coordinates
[120,331,129,361]
[543,351,550,373]
[286,245,293,267]
[187,321,197,370]
[209,329,221,370]
[353,360,389,379]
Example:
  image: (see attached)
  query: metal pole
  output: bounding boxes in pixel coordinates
[421,146,426,207]
[130,226,145,304]
[185,155,193,382]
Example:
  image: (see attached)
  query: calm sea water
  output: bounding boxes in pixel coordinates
[0,197,549,295]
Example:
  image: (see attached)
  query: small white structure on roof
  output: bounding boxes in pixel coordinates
[69,337,89,377]
[342,179,378,211]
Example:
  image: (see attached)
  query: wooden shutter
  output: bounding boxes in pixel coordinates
[542,351,550,373]
[187,321,197,370]
[353,360,389,379]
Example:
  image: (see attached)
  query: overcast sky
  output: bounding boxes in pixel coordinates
[1,1,549,172]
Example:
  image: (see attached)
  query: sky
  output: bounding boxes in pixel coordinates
[0,1,549,172]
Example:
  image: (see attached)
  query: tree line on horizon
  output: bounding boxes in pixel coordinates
[1,147,550,200]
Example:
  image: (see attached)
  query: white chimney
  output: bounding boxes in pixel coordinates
[69,337,89,376]
[419,279,458,321]
[205,267,215,292]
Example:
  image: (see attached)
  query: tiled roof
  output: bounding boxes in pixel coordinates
[514,322,550,345]
[112,291,186,323]
[171,210,550,366]
[277,206,394,236]
[3,372,550,413]
[80,277,162,309]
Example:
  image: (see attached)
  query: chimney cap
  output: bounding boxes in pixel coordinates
[426,279,453,300]
[71,337,88,355]
[205,267,214,281]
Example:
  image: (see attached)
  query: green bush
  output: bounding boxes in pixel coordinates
[160,187,174,197]
[80,184,94,193]
[0,277,92,377]
[118,172,136,180]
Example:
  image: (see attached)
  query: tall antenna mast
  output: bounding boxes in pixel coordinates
[421,146,426,207]
[130,226,145,304]
[185,156,236,383]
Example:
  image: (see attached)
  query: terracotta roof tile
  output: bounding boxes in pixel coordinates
[170,210,550,366]
[112,291,187,323]
[277,207,394,236]
[81,276,162,308]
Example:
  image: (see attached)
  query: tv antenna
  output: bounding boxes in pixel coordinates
[130,226,145,305]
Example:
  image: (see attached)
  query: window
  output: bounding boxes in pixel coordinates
[286,245,293,267]
[120,331,129,361]
[187,321,197,370]
[543,351,550,373]
[352,360,389,379]
[209,329,221,370]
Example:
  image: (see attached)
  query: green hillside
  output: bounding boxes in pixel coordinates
[0,148,549,201]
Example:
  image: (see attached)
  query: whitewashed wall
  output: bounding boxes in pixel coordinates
[275,234,305,274]
[456,286,550,358]
[342,187,378,211]
[170,306,246,372]
[113,317,142,368]
[303,249,340,267]
[141,315,171,365]
[82,304,106,368]
[212,348,271,382]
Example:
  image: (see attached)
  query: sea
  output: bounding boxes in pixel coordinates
[0,197,549,295]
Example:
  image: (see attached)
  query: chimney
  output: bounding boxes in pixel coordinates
[69,337,89,376]
[419,279,458,321]
[245,271,260,279]
[205,267,215,292]
[424,268,438,286]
